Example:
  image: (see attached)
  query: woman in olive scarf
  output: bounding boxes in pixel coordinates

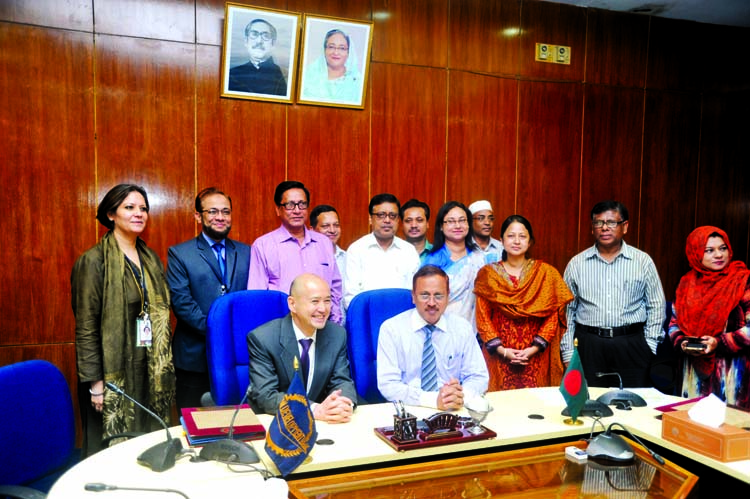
[72,184,175,458]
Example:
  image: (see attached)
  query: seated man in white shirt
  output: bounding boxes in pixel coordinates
[344,193,420,308]
[377,265,489,410]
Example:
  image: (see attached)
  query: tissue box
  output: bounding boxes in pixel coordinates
[662,410,750,462]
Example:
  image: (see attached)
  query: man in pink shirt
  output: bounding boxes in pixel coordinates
[247,181,343,324]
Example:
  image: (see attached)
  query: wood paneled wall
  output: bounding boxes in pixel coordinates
[1,0,748,434]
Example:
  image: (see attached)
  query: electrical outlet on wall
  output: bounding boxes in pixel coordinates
[535,43,571,65]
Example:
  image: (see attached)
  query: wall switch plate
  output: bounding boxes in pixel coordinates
[535,43,571,65]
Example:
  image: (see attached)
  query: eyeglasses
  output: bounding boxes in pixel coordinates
[372,212,399,221]
[279,201,308,211]
[473,215,495,223]
[443,218,468,227]
[325,44,349,53]
[592,220,626,229]
[202,209,231,217]
[416,293,446,302]
[247,30,273,42]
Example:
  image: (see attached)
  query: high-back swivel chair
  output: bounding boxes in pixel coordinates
[345,288,415,404]
[0,360,79,498]
[206,290,289,406]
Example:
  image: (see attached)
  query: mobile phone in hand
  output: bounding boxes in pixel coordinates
[684,337,707,351]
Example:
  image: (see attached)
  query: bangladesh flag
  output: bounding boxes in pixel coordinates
[559,345,588,421]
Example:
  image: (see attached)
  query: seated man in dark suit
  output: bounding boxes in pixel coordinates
[247,273,356,423]
[167,187,251,410]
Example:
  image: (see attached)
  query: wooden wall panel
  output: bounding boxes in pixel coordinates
[371,62,447,229]
[95,0,196,43]
[516,80,582,273]
[0,0,92,30]
[196,44,287,244]
[447,71,517,228]
[519,0,586,82]
[696,91,750,264]
[640,90,702,300]
[701,24,749,93]
[288,0,371,20]
[371,0,449,67]
[95,35,196,261]
[198,0,290,46]
[646,17,704,93]
[579,85,644,250]
[288,103,371,248]
[0,25,94,345]
[0,345,78,387]
[585,9,648,88]
[448,0,521,75]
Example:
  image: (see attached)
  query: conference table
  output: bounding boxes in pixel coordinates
[48,387,750,498]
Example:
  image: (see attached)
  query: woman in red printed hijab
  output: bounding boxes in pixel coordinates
[669,226,750,409]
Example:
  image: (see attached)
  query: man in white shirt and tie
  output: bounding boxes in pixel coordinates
[377,265,488,410]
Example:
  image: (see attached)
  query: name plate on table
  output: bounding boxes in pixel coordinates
[375,413,496,452]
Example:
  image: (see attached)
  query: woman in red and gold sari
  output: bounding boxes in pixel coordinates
[669,226,750,409]
[474,215,573,391]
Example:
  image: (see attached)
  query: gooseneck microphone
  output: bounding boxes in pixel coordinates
[595,372,647,408]
[198,384,260,464]
[105,382,184,472]
[85,483,190,498]
[598,371,625,390]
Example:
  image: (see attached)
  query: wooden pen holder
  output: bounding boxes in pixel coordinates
[392,414,419,443]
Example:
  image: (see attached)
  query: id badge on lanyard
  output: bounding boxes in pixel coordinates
[131,257,151,348]
[137,312,152,347]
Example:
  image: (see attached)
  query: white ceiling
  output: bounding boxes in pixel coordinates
[540,0,750,27]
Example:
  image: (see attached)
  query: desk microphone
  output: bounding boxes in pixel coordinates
[595,372,647,408]
[105,382,183,472]
[85,482,190,498]
[587,422,665,465]
[198,384,260,464]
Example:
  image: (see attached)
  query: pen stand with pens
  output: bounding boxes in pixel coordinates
[392,414,418,444]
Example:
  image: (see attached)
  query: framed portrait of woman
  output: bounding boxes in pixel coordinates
[296,15,373,109]
[220,3,301,103]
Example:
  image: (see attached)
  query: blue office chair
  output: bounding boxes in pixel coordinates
[0,360,79,498]
[206,290,289,406]
[345,288,415,404]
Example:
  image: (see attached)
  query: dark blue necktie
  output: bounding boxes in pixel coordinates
[299,338,313,386]
[421,324,438,391]
[211,242,226,282]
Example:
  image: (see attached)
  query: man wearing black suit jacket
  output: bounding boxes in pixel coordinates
[168,188,251,410]
[247,273,356,422]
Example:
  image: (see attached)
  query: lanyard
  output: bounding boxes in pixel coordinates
[125,256,149,316]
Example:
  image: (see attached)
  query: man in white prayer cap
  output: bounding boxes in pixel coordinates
[468,200,503,264]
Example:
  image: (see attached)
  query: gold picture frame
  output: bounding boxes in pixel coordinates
[220,3,301,103]
[296,14,373,109]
